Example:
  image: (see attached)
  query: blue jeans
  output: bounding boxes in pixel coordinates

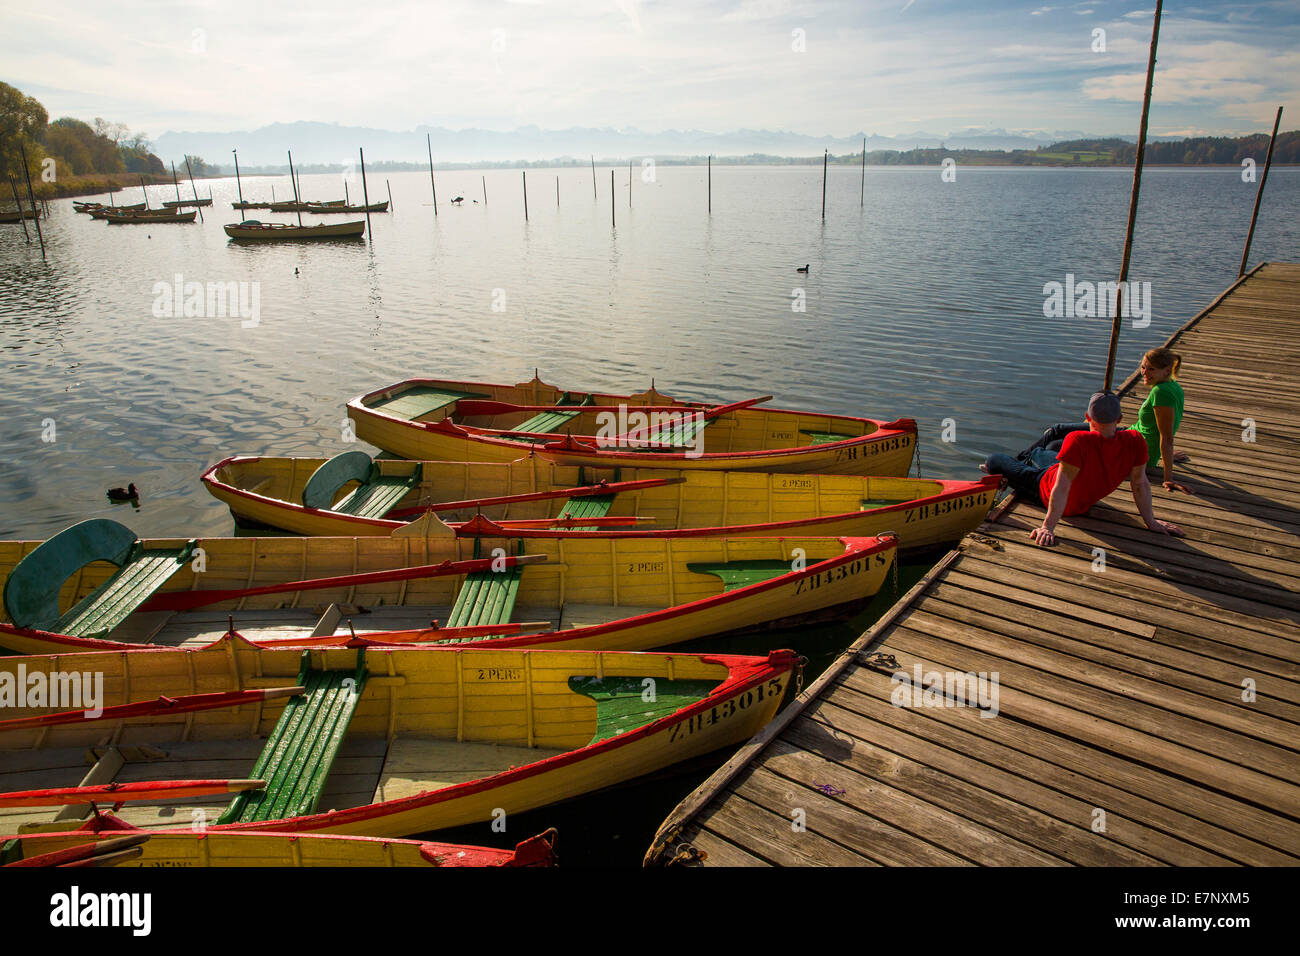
[984,453,1049,505]
[1019,421,1087,460]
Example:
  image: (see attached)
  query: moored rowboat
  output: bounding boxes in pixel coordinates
[2,823,557,867]
[347,373,918,476]
[303,201,389,214]
[224,219,366,240]
[0,521,896,654]
[0,208,41,223]
[162,198,213,208]
[203,453,996,551]
[99,208,197,224]
[0,639,796,837]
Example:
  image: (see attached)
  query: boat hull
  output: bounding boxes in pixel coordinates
[224,220,366,240]
[347,376,917,477]
[0,641,795,838]
[202,455,996,551]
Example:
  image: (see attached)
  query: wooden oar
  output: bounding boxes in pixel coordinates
[61,845,145,867]
[4,834,151,868]
[381,475,684,520]
[483,516,654,529]
[453,399,726,417]
[138,553,548,613]
[612,395,772,444]
[248,620,554,647]
[0,686,305,732]
[0,779,265,808]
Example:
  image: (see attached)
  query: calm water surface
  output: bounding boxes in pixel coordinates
[1,164,1296,864]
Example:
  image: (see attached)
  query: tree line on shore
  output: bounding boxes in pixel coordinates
[0,82,216,199]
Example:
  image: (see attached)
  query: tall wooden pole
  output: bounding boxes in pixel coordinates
[1238,105,1283,277]
[707,155,711,214]
[18,144,45,258]
[232,149,245,209]
[184,156,204,221]
[345,181,350,205]
[628,160,632,207]
[610,169,615,228]
[1102,0,1163,393]
[482,175,488,206]
[860,137,866,208]
[171,161,182,203]
[426,133,438,216]
[556,176,560,207]
[591,156,596,199]
[140,176,150,209]
[522,170,528,221]
[358,147,373,236]
[287,151,303,226]
[8,176,31,242]
[821,149,828,220]
[386,179,394,213]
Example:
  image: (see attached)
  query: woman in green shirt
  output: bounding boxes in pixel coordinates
[1133,347,1189,492]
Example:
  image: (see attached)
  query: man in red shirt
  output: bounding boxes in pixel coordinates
[983,392,1183,547]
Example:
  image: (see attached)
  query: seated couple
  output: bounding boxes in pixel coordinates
[984,390,1183,548]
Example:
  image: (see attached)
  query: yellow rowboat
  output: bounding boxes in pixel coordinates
[346,374,917,476]
[0,640,797,838]
[0,522,896,655]
[203,453,997,552]
[1,825,557,867]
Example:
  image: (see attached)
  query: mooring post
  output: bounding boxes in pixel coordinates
[1238,105,1284,277]
[1102,0,1163,393]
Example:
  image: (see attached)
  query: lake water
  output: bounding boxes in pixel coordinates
[1,163,1296,864]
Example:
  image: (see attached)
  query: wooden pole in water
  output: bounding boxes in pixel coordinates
[628,160,632,207]
[591,155,597,199]
[359,147,373,236]
[611,169,615,227]
[386,179,394,213]
[8,176,31,242]
[287,151,303,226]
[1102,0,1163,393]
[860,137,866,208]
[345,181,350,205]
[232,149,245,210]
[1238,105,1283,277]
[482,175,488,206]
[556,176,559,207]
[426,133,438,216]
[184,156,204,222]
[707,155,711,214]
[140,176,150,210]
[171,161,182,203]
[18,144,44,258]
[821,148,828,220]
[522,170,528,221]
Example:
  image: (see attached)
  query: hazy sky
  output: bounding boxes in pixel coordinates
[4,0,1297,140]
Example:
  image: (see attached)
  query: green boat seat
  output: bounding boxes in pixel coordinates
[553,493,615,531]
[2,519,195,638]
[687,559,794,593]
[445,567,523,629]
[371,386,489,422]
[640,413,710,451]
[218,652,368,824]
[800,430,857,446]
[568,676,723,744]
[508,393,595,441]
[302,452,421,518]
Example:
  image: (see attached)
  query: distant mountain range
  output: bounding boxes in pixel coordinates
[154,122,1188,169]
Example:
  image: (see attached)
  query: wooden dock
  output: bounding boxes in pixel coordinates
[645,261,1300,867]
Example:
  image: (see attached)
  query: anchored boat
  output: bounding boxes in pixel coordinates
[0,639,796,838]
[0,519,895,654]
[203,452,996,551]
[223,219,366,240]
[98,208,197,224]
[347,374,917,476]
[1,824,557,867]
